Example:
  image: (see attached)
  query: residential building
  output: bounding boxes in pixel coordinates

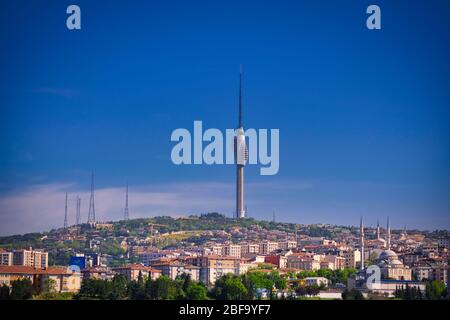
[304,277,329,287]
[113,264,161,281]
[186,255,240,285]
[0,251,13,266]
[12,248,48,269]
[152,261,200,281]
[259,241,278,255]
[222,245,241,258]
[0,265,81,293]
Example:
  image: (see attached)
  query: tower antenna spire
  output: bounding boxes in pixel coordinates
[63,192,68,230]
[87,171,96,226]
[235,65,247,219]
[124,183,129,220]
[239,64,243,128]
[76,196,81,225]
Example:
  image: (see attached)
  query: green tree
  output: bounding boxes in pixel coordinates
[211,274,248,300]
[342,289,364,300]
[42,278,57,294]
[185,283,208,300]
[10,278,35,300]
[425,280,446,300]
[0,284,10,300]
[146,275,181,300]
[109,275,128,300]
[129,272,146,300]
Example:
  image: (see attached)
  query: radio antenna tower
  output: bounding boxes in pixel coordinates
[63,192,68,230]
[76,196,81,225]
[87,172,96,225]
[124,183,129,220]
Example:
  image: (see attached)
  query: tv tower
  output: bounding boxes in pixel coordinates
[124,183,129,220]
[87,172,96,226]
[234,65,248,219]
[63,192,68,230]
[76,196,81,225]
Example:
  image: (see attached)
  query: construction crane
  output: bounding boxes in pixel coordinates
[148,223,169,247]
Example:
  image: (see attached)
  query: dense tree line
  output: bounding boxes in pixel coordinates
[395,280,447,300]
[75,273,208,300]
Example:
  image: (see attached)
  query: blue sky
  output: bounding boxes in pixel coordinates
[0,0,449,235]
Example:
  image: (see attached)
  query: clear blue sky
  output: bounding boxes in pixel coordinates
[0,0,449,234]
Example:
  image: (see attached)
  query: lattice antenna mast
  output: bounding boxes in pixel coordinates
[88,172,96,224]
[63,192,68,230]
[76,196,81,225]
[124,183,129,220]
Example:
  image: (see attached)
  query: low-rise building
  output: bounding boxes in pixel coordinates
[81,266,117,281]
[0,265,81,293]
[304,277,329,287]
[151,261,200,281]
[113,264,161,281]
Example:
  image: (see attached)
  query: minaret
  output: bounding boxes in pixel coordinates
[87,172,96,226]
[360,216,365,271]
[63,192,68,230]
[387,217,391,250]
[376,219,380,240]
[235,65,247,219]
[124,183,129,220]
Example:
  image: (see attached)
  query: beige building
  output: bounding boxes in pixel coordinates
[186,255,241,285]
[12,248,48,269]
[287,254,320,270]
[222,245,241,258]
[343,249,360,269]
[0,265,81,293]
[304,277,329,287]
[259,241,278,255]
[113,264,161,281]
[277,241,297,250]
[0,251,13,266]
[152,261,200,281]
[240,243,260,255]
[322,255,346,270]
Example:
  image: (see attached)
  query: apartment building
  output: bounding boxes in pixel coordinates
[287,254,320,270]
[113,264,161,281]
[259,241,278,255]
[186,255,240,285]
[240,243,260,255]
[0,251,13,266]
[12,248,48,268]
[342,249,360,269]
[277,241,297,250]
[222,245,241,258]
[151,261,200,281]
[323,255,346,270]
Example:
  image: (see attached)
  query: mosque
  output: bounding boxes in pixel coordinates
[360,217,412,281]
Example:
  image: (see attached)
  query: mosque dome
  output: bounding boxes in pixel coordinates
[379,249,397,261]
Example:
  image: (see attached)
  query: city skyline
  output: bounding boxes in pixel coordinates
[1,0,450,235]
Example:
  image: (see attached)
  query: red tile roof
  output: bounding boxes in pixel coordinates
[0,265,74,275]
